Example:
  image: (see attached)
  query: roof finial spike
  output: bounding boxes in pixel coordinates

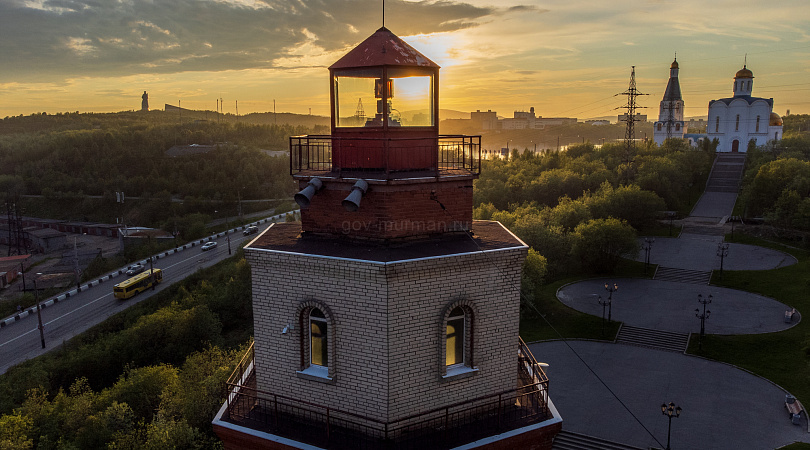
[744,53,747,68]
[674,51,677,62]
[382,0,385,28]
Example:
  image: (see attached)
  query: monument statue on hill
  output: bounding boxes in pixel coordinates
[141,91,149,111]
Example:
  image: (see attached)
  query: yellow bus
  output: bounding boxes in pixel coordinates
[114,268,163,299]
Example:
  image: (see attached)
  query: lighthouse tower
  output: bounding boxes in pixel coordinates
[214,26,561,450]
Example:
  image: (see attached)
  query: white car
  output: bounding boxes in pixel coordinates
[125,264,144,275]
[201,241,218,251]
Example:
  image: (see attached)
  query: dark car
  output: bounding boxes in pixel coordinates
[243,225,259,236]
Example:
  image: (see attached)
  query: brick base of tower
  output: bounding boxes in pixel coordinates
[299,177,474,240]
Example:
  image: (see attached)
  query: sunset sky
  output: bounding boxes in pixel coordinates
[2,0,809,120]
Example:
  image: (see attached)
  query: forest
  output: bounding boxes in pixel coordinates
[737,114,810,231]
[0,110,325,237]
[0,253,253,449]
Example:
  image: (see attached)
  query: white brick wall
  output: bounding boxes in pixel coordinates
[247,243,527,423]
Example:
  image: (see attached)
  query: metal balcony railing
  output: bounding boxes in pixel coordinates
[289,135,481,179]
[221,339,550,450]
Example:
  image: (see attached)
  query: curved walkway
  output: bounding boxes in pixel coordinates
[530,340,810,449]
[638,235,797,271]
[539,184,810,448]
[557,278,797,335]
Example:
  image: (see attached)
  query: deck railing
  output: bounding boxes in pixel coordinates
[289,135,481,178]
[222,339,550,449]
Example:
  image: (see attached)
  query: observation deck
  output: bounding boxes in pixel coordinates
[214,338,557,450]
[290,134,481,182]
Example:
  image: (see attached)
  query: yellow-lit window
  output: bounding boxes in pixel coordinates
[446,307,465,366]
[310,308,328,367]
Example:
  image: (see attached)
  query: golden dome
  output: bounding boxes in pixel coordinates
[735,65,754,79]
[770,112,783,126]
[670,59,679,69]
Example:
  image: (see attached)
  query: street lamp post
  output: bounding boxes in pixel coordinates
[19,262,26,293]
[149,257,156,291]
[33,273,45,349]
[604,282,618,322]
[597,295,611,336]
[642,237,654,276]
[695,294,712,350]
[717,243,729,279]
[661,402,682,450]
[226,215,232,255]
[74,235,80,290]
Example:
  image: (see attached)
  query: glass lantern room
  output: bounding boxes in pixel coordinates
[328,27,439,133]
[333,67,435,128]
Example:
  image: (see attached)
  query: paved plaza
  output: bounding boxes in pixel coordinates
[558,278,796,335]
[638,234,797,272]
[534,190,810,448]
[530,340,810,449]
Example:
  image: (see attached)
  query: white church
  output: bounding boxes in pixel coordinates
[654,60,783,152]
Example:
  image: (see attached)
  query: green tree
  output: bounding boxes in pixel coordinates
[0,412,33,450]
[571,218,639,273]
[584,182,666,230]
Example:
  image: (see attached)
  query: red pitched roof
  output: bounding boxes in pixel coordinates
[329,27,439,70]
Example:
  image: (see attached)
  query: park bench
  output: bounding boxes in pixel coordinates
[785,308,797,323]
[786,395,804,425]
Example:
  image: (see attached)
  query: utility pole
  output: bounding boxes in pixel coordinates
[34,274,45,348]
[617,66,648,167]
[74,236,80,290]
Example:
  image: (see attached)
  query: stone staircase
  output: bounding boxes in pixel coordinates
[681,224,726,236]
[653,266,712,284]
[552,430,645,450]
[615,325,689,353]
[705,153,746,193]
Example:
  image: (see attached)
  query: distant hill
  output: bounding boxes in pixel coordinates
[165,104,330,128]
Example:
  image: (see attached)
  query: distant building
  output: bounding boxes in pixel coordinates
[653,58,686,145]
[501,107,576,130]
[141,91,149,111]
[465,108,577,131]
[471,109,499,129]
[706,65,783,152]
[619,113,648,124]
[586,119,610,126]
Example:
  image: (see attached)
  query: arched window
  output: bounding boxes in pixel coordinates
[735,115,740,132]
[310,308,328,368]
[440,301,478,379]
[715,116,720,133]
[756,116,760,132]
[675,123,680,131]
[657,123,662,131]
[446,307,465,367]
[296,301,335,381]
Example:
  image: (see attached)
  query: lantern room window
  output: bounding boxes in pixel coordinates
[333,67,434,128]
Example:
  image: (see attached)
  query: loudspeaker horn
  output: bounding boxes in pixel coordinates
[294,177,323,209]
[342,179,369,212]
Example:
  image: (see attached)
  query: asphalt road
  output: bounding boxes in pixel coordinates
[0,219,279,374]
